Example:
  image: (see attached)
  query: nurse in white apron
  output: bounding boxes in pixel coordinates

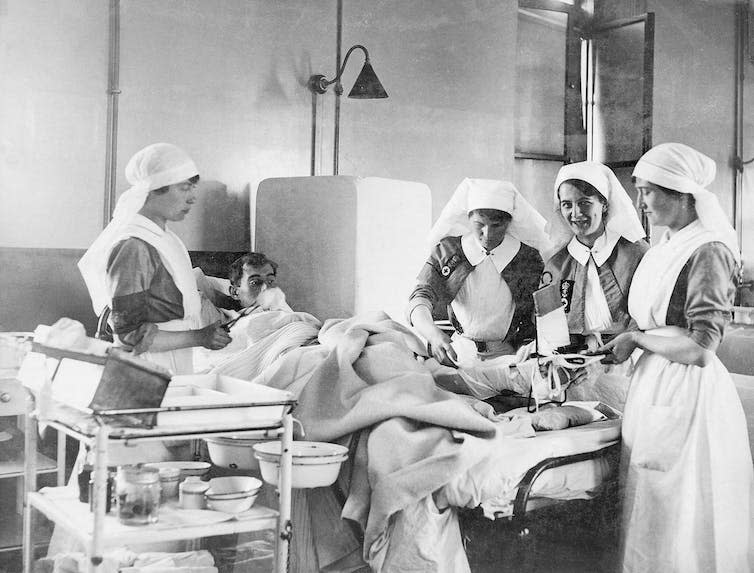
[78,142,231,374]
[408,178,551,370]
[544,161,648,409]
[602,143,753,573]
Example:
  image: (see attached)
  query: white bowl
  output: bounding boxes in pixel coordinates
[144,461,211,479]
[205,490,259,513]
[205,435,266,471]
[252,441,349,489]
[206,476,262,498]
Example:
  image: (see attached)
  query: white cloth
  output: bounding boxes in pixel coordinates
[428,178,552,256]
[79,143,199,316]
[460,233,521,272]
[566,232,618,334]
[621,218,753,572]
[549,161,645,250]
[632,142,740,263]
[450,256,515,341]
[627,220,714,331]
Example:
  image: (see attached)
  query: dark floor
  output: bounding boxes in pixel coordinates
[463,498,619,573]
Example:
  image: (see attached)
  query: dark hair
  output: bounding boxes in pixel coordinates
[631,177,697,208]
[229,252,278,286]
[467,208,513,223]
[151,174,200,195]
[558,179,607,204]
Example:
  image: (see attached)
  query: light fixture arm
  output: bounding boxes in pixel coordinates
[308,44,371,95]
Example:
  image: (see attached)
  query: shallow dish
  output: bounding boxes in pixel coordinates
[144,461,211,478]
[206,475,262,498]
[205,435,267,471]
[253,441,348,459]
[205,490,259,513]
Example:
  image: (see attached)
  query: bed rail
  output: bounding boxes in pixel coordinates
[511,442,620,523]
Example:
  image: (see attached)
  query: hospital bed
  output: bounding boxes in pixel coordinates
[456,419,620,571]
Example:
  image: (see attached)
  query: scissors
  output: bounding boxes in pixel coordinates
[221,303,259,331]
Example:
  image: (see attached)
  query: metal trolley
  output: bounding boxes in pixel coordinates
[22,389,297,573]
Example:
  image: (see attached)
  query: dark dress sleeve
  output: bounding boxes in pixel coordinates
[668,242,737,352]
[106,238,160,352]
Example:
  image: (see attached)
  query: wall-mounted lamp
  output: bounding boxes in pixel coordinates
[307,44,388,99]
[307,44,388,175]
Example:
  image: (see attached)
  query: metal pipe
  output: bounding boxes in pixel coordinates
[310,90,317,175]
[734,0,745,252]
[103,0,121,226]
[333,0,343,175]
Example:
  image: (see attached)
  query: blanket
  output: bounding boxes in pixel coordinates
[253,311,499,572]
[193,310,320,377]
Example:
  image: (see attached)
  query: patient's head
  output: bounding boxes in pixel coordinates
[229,252,279,307]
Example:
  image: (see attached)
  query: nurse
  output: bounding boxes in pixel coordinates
[602,143,753,572]
[408,178,550,365]
[78,143,231,374]
[545,161,648,349]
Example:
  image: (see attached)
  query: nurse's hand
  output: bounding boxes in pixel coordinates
[198,321,233,350]
[427,330,457,367]
[599,332,639,364]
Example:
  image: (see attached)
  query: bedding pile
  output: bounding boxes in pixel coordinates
[252,311,501,572]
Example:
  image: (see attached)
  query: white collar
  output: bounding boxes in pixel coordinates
[461,233,521,273]
[566,229,620,267]
[131,214,166,237]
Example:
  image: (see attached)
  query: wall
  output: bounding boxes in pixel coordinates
[0,0,108,249]
[334,0,517,221]
[2,0,753,328]
[646,0,738,242]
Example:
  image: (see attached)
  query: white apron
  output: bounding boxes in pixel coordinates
[113,217,202,375]
[622,221,754,573]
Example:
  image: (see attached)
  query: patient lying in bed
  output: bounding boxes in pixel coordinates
[193,252,320,375]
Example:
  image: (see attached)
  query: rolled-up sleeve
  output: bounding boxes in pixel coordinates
[106,239,159,352]
[407,252,454,324]
[684,242,737,352]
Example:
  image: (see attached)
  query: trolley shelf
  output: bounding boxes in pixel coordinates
[23,385,297,573]
[28,488,279,548]
[0,452,57,479]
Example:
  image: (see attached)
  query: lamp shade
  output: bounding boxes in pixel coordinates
[348,61,388,99]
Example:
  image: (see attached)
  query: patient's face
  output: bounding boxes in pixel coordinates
[236,263,277,307]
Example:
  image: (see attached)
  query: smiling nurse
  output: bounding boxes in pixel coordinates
[544,161,648,351]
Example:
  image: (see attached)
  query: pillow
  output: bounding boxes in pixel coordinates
[530,405,595,431]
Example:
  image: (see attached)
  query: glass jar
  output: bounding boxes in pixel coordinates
[116,465,161,525]
[158,467,181,504]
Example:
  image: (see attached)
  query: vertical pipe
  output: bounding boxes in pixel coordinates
[333,0,343,175]
[310,91,318,176]
[734,1,745,253]
[103,0,121,226]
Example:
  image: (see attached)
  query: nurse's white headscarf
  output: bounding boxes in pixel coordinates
[632,142,740,262]
[78,143,199,315]
[548,161,646,250]
[427,178,552,256]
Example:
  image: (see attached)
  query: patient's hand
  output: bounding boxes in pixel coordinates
[198,321,233,350]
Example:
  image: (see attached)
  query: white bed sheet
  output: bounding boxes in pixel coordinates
[442,419,621,518]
